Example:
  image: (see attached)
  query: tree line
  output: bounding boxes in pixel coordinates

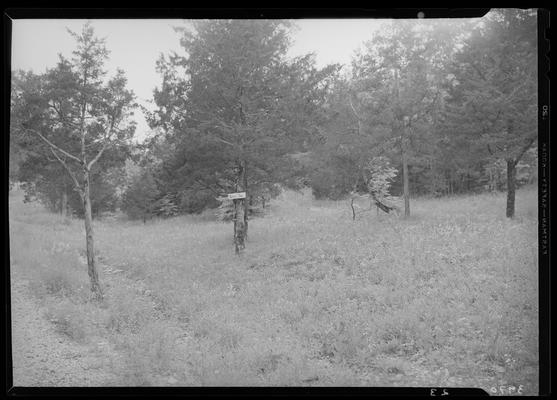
[10,10,538,296]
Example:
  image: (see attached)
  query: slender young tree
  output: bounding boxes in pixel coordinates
[11,23,136,299]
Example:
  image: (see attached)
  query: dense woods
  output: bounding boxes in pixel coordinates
[11,10,538,236]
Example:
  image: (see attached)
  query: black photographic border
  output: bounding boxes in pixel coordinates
[2,7,550,398]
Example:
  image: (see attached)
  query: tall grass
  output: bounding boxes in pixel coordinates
[9,186,539,391]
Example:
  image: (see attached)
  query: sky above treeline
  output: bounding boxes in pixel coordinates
[11,18,475,141]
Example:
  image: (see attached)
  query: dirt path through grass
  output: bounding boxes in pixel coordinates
[10,266,119,387]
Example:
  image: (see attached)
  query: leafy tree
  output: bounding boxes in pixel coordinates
[14,143,74,215]
[349,156,399,219]
[148,20,338,252]
[14,132,124,218]
[349,19,469,217]
[365,156,398,204]
[444,9,537,217]
[10,23,136,299]
[308,73,380,200]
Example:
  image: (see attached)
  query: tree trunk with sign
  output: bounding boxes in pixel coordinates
[233,160,247,254]
[234,199,246,254]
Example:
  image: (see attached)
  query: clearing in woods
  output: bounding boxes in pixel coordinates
[9,187,539,392]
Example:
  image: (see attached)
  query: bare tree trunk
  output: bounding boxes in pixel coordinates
[402,140,410,218]
[506,159,517,218]
[233,160,247,254]
[243,160,249,241]
[234,200,246,254]
[394,66,410,218]
[82,171,103,300]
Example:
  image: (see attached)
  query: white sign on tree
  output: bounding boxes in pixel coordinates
[228,192,246,200]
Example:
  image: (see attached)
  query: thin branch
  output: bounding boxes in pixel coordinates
[348,94,364,135]
[488,76,532,106]
[471,62,488,82]
[49,148,83,194]
[514,135,537,164]
[348,94,362,120]
[87,139,110,170]
[48,103,81,129]
[25,127,82,164]
[210,119,235,133]
[87,115,118,170]
[213,135,237,148]
[193,178,223,197]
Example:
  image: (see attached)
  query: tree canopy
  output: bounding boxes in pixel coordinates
[11,11,539,228]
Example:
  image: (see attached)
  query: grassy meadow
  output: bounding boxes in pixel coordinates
[9,186,539,392]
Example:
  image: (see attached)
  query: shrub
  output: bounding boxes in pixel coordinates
[153,194,180,218]
[365,156,398,202]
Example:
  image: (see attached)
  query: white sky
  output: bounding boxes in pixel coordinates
[11,19,386,141]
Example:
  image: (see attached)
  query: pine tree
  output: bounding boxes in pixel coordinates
[444,9,537,218]
[147,20,338,252]
[10,23,136,299]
